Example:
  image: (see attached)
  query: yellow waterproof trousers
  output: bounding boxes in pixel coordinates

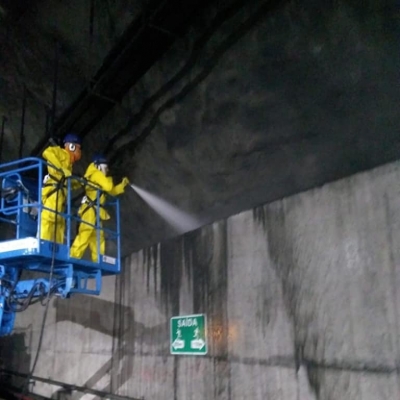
[70,207,105,262]
[40,188,66,244]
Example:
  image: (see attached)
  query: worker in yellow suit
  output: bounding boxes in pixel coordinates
[40,133,82,243]
[70,154,129,262]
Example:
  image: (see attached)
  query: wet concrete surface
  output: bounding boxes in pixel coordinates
[2,160,400,399]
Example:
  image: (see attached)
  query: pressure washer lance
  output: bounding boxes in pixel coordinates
[48,137,58,147]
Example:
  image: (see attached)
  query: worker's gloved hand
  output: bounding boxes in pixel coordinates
[62,168,72,178]
[122,177,130,187]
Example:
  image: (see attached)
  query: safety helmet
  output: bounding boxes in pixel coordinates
[93,154,109,175]
[93,154,108,165]
[63,133,82,163]
[63,133,81,145]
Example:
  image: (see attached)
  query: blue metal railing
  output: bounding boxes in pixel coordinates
[0,157,121,273]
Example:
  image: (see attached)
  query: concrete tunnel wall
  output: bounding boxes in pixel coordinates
[2,160,400,400]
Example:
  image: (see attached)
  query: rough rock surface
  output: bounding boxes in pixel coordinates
[0,0,399,255]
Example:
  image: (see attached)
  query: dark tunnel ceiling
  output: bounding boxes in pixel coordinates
[30,0,216,156]
[0,0,399,254]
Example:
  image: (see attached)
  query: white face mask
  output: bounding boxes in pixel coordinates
[97,163,109,176]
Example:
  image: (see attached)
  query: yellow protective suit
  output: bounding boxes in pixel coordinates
[70,162,128,262]
[40,146,74,243]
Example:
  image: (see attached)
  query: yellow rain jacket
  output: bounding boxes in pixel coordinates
[70,162,127,262]
[40,146,75,243]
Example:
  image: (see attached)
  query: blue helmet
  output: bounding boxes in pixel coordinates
[63,133,81,145]
[93,153,108,165]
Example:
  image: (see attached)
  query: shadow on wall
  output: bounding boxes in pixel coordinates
[0,332,31,390]
[54,296,130,398]
[54,295,167,398]
[54,297,124,337]
[54,296,166,343]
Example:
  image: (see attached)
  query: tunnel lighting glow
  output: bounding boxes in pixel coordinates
[130,184,202,234]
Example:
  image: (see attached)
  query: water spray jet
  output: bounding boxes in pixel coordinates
[130,184,202,234]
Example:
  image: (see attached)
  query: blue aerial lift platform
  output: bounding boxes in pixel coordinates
[0,157,121,336]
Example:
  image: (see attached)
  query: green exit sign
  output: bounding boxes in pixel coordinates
[170,314,207,355]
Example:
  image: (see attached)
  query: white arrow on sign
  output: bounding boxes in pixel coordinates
[190,339,205,350]
[172,339,185,350]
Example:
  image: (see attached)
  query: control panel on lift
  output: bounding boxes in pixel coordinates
[0,157,121,336]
